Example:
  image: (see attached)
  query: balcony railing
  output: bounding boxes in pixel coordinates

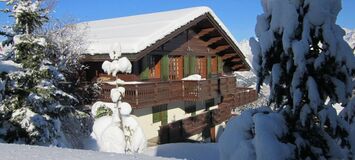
[98,76,254,109]
[158,88,258,144]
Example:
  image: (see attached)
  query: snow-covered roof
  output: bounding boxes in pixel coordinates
[79,6,239,55]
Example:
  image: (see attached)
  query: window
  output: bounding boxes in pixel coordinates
[169,56,183,80]
[152,104,168,125]
[211,56,218,74]
[149,55,161,79]
[196,56,207,78]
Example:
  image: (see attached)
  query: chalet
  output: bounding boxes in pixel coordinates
[80,6,258,145]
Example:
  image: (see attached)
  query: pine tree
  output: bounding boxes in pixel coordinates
[0,0,90,147]
[252,0,355,158]
[219,0,355,159]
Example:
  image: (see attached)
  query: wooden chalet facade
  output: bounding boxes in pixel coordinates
[80,7,258,144]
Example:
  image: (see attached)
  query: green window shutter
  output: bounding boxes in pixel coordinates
[207,56,211,78]
[152,106,160,123]
[183,55,190,77]
[161,54,169,81]
[217,56,223,74]
[161,105,168,125]
[140,56,149,80]
[189,55,196,75]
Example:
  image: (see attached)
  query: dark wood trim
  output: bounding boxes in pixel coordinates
[230,58,243,63]
[205,14,251,71]
[232,64,245,70]
[195,28,215,38]
[222,54,238,60]
[151,50,215,56]
[130,14,209,61]
[214,45,230,52]
[206,37,223,45]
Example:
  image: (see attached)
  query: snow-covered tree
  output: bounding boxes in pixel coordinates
[39,19,100,105]
[219,0,355,159]
[0,0,90,147]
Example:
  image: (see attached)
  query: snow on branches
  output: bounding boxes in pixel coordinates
[0,0,91,148]
[219,0,355,159]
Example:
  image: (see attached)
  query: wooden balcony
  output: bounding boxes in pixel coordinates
[98,76,239,109]
[100,81,183,109]
[158,87,258,144]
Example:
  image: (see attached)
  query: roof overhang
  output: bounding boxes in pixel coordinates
[81,11,251,71]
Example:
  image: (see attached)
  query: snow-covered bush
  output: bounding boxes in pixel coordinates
[219,0,355,159]
[89,51,147,154]
[0,0,91,147]
[95,106,113,119]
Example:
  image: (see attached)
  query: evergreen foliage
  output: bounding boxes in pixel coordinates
[0,0,90,147]
[95,106,113,119]
[219,0,355,159]
[252,0,355,158]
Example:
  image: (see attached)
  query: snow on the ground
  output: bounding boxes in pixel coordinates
[144,143,219,160]
[0,143,172,160]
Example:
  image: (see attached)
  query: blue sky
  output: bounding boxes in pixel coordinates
[1,0,355,41]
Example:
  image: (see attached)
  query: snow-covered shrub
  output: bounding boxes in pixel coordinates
[89,51,147,154]
[219,107,295,160]
[0,0,91,147]
[95,106,113,119]
[219,0,355,159]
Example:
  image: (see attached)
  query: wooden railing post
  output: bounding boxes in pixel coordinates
[135,84,139,106]
[154,82,158,103]
[182,81,185,100]
[208,80,211,97]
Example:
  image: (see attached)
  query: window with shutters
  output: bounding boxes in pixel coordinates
[196,56,207,78]
[152,104,168,125]
[168,56,183,80]
[149,55,161,79]
[211,56,218,74]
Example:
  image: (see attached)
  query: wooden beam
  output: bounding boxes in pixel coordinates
[206,37,223,45]
[222,54,237,60]
[230,58,242,63]
[197,28,215,37]
[205,14,251,71]
[232,64,245,70]
[214,45,230,52]
[238,68,249,71]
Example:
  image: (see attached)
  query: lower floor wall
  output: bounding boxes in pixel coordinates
[131,97,221,141]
